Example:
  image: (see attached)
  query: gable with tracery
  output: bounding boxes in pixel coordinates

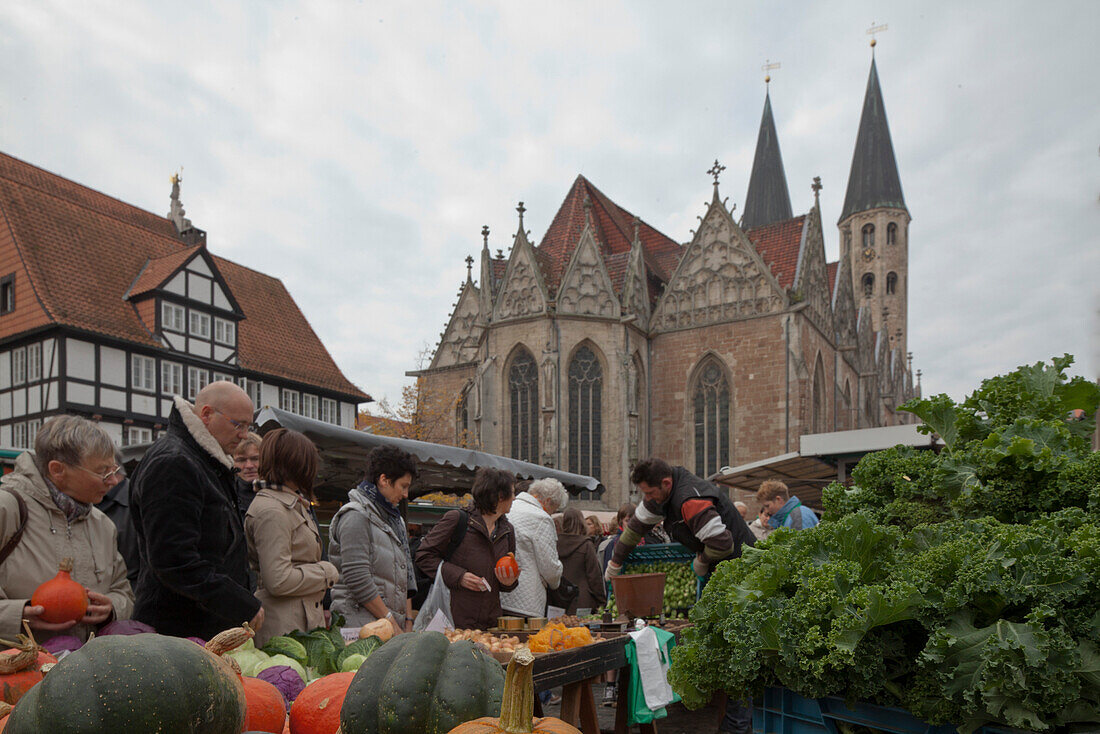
[620,243,651,329]
[793,205,834,336]
[493,229,549,322]
[431,280,483,369]
[556,227,619,319]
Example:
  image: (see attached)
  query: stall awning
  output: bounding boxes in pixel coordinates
[709,423,940,509]
[255,407,602,498]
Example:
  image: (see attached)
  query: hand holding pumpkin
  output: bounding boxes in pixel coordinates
[20,605,77,632]
[494,554,520,586]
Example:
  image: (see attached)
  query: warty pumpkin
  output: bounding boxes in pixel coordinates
[445,645,580,734]
[339,631,505,734]
[3,633,245,733]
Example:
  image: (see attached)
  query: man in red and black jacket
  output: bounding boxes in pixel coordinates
[604,457,756,734]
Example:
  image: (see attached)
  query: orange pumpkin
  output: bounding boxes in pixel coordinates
[288,672,354,734]
[0,700,11,731]
[30,559,88,625]
[241,675,287,733]
[446,645,580,734]
[0,648,57,705]
[495,553,519,577]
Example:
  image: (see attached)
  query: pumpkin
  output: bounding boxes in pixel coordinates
[340,631,505,734]
[358,617,394,643]
[495,553,519,577]
[289,672,354,734]
[29,558,88,624]
[3,633,245,733]
[242,675,289,732]
[0,626,57,706]
[445,645,580,734]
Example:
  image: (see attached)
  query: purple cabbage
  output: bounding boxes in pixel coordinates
[97,619,156,636]
[255,665,305,708]
[186,636,207,646]
[41,635,83,655]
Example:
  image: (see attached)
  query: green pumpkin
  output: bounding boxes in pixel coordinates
[5,633,245,733]
[340,631,505,734]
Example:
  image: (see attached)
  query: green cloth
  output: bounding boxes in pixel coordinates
[623,626,680,725]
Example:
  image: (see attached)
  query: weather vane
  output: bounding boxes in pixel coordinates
[762,59,781,85]
[867,22,888,48]
[707,159,726,187]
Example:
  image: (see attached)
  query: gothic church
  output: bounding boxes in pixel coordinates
[415,57,919,506]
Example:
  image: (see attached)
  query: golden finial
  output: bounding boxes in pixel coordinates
[867,22,888,48]
[762,59,780,85]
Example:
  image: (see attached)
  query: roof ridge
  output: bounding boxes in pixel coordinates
[0,151,184,243]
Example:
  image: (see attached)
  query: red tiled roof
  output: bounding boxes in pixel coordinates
[356,413,410,436]
[537,175,681,298]
[126,246,202,299]
[745,215,806,290]
[0,150,368,400]
[826,261,839,294]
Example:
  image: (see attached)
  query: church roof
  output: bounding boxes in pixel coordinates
[839,58,906,222]
[745,214,806,290]
[826,260,839,294]
[741,91,793,229]
[537,175,681,296]
[0,150,368,399]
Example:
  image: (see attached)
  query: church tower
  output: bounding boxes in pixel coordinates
[741,86,793,229]
[839,50,910,358]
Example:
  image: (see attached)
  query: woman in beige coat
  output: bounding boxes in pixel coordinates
[245,429,338,646]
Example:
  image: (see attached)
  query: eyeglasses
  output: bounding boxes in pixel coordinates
[213,407,251,433]
[74,463,124,483]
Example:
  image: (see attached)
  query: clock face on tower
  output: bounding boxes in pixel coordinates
[862,246,875,262]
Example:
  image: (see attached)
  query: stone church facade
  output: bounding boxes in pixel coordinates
[415,57,920,506]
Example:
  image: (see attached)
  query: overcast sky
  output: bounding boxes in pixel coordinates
[2,1,1097,409]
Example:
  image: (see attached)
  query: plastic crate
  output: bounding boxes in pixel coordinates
[753,687,1039,734]
[622,542,694,566]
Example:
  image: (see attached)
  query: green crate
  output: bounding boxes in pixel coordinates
[622,542,693,566]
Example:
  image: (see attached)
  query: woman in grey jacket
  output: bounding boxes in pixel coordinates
[329,446,418,636]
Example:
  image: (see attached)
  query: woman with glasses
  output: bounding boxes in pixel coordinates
[0,415,135,642]
[244,429,338,646]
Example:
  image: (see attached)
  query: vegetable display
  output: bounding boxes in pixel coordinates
[339,631,505,734]
[3,633,246,733]
[29,558,87,624]
[601,561,695,619]
[256,665,306,707]
[526,623,592,653]
[669,356,1100,732]
[0,628,57,705]
[289,671,354,734]
[241,675,289,733]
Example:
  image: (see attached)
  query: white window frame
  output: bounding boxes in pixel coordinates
[280,389,299,415]
[27,343,42,382]
[188,367,209,400]
[162,302,185,332]
[26,419,41,445]
[240,378,262,407]
[126,426,153,446]
[11,347,26,385]
[321,398,338,424]
[12,422,28,449]
[214,318,236,346]
[212,372,234,383]
[161,361,183,396]
[132,354,156,392]
[189,311,211,338]
[301,394,318,420]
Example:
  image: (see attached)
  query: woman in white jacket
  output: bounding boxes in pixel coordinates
[500,478,568,618]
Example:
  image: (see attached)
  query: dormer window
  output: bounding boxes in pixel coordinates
[189,312,211,338]
[162,302,184,332]
[887,222,898,245]
[214,318,236,345]
[0,274,14,315]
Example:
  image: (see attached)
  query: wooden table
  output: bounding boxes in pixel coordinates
[525,635,657,734]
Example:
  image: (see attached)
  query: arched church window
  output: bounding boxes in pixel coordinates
[886,272,898,295]
[862,273,874,297]
[568,345,602,480]
[508,349,539,462]
[456,387,470,447]
[812,358,826,434]
[887,222,897,245]
[693,359,730,478]
[862,224,875,248]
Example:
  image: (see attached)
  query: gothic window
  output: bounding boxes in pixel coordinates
[568,346,602,479]
[812,357,826,434]
[862,273,875,297]
[862,224,875,248]
[840,380,852,431]
[693,359,730,478]
[456,387,470,446]
[886,222,897,245]
[886,272,898,295]
[508,349,539,463]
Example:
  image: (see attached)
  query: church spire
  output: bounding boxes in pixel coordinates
[839,57,906,223]
[741,89,792,230]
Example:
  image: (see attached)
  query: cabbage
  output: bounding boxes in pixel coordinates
[255,665,305,707]
[98,620,156,635]
[340,653,367,672]
[41,635,83,655]
[224,647,270,677]
[185,637,206,646]
[253,653,307,683]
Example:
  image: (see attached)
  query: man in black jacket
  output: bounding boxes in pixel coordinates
[605,458,756,734]
[130,382,264,639]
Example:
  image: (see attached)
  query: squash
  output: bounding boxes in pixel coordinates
[0,627,57,705]
[358,617,394,643]
[340,631,505,734]
[289,672,354,734]
[29,558,87,625]
[445,645,580,734]
[3,633,245,733]
[242,675,289,732]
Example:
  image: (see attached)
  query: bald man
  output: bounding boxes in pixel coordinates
[130,384,265,638]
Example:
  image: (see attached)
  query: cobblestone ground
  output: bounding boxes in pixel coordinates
[541,682,725,734]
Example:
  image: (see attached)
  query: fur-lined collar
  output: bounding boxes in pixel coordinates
[174,396,234,469]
